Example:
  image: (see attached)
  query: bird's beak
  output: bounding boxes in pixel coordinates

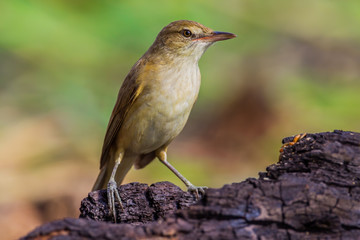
[193,31,236,42]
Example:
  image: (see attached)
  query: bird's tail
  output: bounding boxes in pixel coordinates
[92,153,136,191]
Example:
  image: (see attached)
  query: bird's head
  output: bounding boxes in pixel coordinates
[148,20,236,62]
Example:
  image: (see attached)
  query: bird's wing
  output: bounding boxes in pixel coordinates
[99,59,145,168]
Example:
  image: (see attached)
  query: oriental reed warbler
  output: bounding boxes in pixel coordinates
[92,20,236,221]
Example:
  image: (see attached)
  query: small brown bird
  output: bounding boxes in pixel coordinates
[92,20,236,220]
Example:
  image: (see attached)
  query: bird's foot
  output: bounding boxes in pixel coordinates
[107,179,124,223]
[187,184,208,200]
[280,133,307,153]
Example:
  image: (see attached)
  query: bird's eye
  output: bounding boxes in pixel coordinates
[182,29,192,38]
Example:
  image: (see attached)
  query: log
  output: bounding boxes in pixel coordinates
[21,130,360,240]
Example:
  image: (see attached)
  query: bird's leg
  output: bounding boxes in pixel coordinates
[107,152,124,223]
[157,149,207,200]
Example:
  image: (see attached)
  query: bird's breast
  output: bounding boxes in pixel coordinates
[154,63,201,119]
[121,62,201,153]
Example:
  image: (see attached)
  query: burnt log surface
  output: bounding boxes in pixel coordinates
[22,130,360,240]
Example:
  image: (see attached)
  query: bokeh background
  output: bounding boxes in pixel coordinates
[1,0,360,238]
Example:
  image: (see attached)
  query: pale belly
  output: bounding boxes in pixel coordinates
[118,63,200,154]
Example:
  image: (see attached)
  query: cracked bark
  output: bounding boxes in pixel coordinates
[22,130,360,240]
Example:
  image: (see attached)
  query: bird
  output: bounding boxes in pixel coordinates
[92,20,236,221]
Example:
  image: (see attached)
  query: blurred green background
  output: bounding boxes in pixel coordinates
[1,0,360,238]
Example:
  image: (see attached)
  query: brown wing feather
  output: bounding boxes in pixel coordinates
[99,59,145,168]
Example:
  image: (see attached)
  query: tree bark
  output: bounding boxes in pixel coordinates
[22,130,360,240]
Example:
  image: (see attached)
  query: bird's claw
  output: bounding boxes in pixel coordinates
[107,180,123,222]
[187,185,208,200]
